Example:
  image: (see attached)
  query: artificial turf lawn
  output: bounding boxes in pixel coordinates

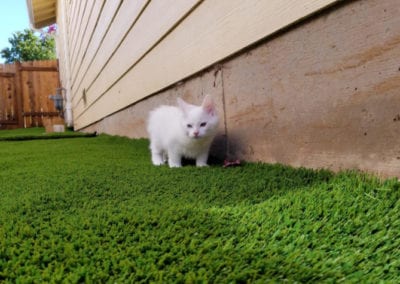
[0,127,95,141]
[0,128,399,282]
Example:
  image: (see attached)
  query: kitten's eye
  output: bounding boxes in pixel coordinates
[187,124,193,128]
[200,122,207,127]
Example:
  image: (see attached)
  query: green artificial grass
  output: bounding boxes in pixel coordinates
[0,127,96,141]
[0,128,399,282]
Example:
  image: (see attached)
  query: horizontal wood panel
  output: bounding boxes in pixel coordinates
[74,0,338,129]
[67,0,80,46]
[71,0,149,110]
[69,0,93,66]
[1,60,60,128]
[68,0,85,58]
[28,0,57,29]
[70,0,118,99]
[73,0,200,116]
[69,0,104,84]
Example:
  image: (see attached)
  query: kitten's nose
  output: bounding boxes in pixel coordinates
[193,131,199,137]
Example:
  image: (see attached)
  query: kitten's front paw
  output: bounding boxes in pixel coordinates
[168,156,182,168]
[151,154,165,166]
[196,163,209,167]
[152,158,165,166]
[169,163,182,168]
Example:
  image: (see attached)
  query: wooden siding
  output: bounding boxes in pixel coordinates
[56,0,338,130]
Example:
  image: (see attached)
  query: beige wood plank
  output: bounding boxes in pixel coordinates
[70,0,119,96]
[69,0,97,78]
[69,0,105,87]
[74,0,338,129]
[72,0,200,114]
[65,0,75,33]
[69,0,93,63]
[66,0,80,51]
[59,0,72,74]
[69,0,86,59]
[71,0,148,110]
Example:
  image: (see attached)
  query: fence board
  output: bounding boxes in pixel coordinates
[0,60,61,129]
[69,0,88,61]
[0,73,17,124]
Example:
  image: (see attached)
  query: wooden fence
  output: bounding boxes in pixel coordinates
[0,60,61,130]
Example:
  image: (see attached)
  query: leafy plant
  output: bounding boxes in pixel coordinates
[0,26,56,63]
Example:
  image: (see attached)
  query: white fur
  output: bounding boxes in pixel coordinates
[147,95,219,167]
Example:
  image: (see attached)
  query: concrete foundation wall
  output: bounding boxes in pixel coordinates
[83,0,400,178]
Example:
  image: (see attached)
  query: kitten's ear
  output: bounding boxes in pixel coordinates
[202,95,216,116]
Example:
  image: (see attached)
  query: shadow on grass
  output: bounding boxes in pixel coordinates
[145,158,334,208]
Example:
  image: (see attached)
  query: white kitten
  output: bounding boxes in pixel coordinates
[147,95,219,167]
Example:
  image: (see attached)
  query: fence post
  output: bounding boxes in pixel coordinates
[14,61,24,128]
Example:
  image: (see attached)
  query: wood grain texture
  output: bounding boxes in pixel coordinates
[0,61,60,129]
